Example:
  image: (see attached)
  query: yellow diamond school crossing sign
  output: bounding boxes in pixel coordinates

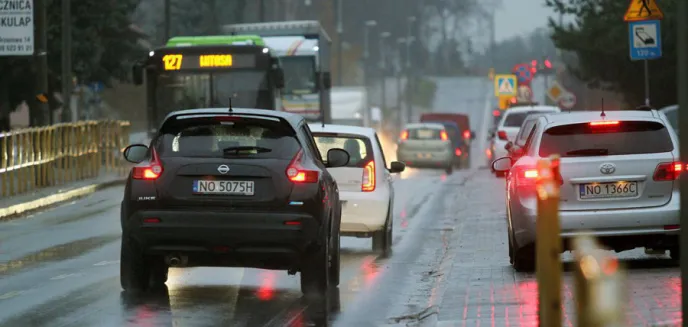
[494,74,517,97]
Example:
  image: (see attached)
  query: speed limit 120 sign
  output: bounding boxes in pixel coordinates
[558,92,576,110]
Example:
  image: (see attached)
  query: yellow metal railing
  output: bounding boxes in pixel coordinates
[0,120,131,197]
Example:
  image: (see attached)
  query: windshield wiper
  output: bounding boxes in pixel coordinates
[222,146,272,155]
[565,148,609,157]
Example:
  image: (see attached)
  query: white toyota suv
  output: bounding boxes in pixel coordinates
[309,124,405,253]
[492,109,680,271]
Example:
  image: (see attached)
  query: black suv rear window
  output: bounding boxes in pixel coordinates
[154,116,300,159]
[313,133,373,168]
[408,127,442,140]
[539,121,673,157]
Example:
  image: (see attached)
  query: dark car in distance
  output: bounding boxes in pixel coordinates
[120,108,350,296]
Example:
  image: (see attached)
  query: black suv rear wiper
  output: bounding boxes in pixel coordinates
[565,148,609,157]
[222,146,272,155]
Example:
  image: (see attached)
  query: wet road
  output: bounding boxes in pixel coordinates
[0,164,453,327]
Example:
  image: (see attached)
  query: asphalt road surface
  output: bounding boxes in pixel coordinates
[0,77,681,326]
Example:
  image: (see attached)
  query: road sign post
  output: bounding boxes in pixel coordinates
[494,74,517,98]
[628,20,661,106]
[625,0,663,108]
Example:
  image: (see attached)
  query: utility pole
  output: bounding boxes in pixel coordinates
[406,16,416,124]
[678,0,688,322]
[397,38,406,127]
[335,0,343,85]
[363,20,377,118]
[379,32,390,121]
[61,0,72,122]
[34,0,49,126]
[164,0,171,42]
[258,0,265,22]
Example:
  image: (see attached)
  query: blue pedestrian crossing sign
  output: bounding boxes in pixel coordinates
[494,74,517,97]
[629,20,662,61]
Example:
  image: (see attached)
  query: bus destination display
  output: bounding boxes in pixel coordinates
[162,54,256,71]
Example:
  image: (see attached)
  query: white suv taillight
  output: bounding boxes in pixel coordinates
[653,161,683,181]
[362,160,376,192]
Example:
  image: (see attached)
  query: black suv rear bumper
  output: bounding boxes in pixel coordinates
[124,209,322,270]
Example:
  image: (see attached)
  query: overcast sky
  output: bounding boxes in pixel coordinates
[494,0,557,42]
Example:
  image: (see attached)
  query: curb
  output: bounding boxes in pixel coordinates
[0,178,126,221]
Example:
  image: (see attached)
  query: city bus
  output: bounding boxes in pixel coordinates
[132,35,285,135]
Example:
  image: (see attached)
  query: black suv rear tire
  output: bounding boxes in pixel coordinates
[300,240,330,295]
[120,237,151,292]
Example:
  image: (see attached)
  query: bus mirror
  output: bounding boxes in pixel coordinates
[274,68,285,89]
[132,63,144,85]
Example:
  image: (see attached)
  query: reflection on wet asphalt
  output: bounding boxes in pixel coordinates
[0,167,451,327]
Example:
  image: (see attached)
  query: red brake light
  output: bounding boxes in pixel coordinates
[440,130,448,141]
[515,167,538,187]
[455,148,462,156]
[286,149,319,183]
[589,121,619,126]
[654,161,683,181]
[400,130,409,140]
[132,149,163,180]
[362,160,376,192]
[497,130,508,141]
[462,130,470,139]
[215,116,241,121]
[544,59,552,69]
[492,110,500,117]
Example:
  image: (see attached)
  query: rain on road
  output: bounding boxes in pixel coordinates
[0,77,681,327]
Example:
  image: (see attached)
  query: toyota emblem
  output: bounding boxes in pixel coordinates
[600,163,616,175]
[218,165,230,174]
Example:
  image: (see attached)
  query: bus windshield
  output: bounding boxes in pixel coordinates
[281,56,316,94]
[154,70,272,114]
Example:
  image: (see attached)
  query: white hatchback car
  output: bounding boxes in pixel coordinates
[309,124,405,252]
[491,106,561,176]
[493,109,680,271]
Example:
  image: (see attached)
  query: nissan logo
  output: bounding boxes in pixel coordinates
[217,165,230,174]
[600,163,616,175]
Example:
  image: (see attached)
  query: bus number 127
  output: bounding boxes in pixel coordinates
[162,54,183,70]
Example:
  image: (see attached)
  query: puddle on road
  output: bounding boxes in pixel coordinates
[0,234,120,277]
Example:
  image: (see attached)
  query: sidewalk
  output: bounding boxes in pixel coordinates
[0,131,146,220]
[428,171,681,326]
[0,169,126,220]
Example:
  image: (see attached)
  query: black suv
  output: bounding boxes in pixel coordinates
[120,108,350,295]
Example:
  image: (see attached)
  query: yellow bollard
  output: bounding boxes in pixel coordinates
[573,235,626,327]
[535,155,562,327]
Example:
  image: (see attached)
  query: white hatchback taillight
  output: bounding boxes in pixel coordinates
[362,160,376,192]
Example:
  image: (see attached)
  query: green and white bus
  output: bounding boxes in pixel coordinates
[132,35,285,135]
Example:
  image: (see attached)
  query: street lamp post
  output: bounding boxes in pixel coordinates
[379,31,391,123]
[406,16,416,123]
[335,0,343,85]
[362,20,377,124]
[397,37,407,127]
